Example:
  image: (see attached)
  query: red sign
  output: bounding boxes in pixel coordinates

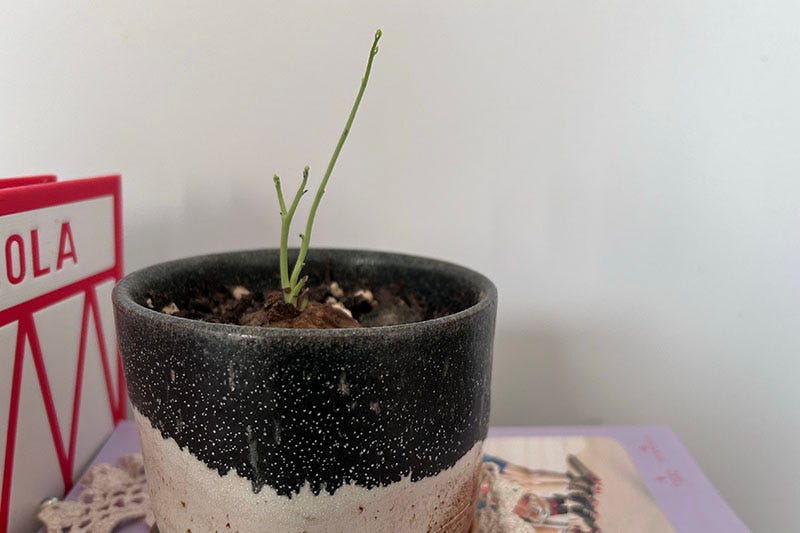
[0,175,124,532]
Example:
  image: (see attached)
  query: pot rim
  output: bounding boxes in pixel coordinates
[113,247,497,339]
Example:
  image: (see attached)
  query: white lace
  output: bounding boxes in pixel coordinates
[38,454,154,533]
[39,458,555,533]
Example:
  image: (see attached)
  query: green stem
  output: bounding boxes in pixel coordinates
[287,166,310,222]
[288,275,309,303]
[282,167,309,303]
[273,175,290,290]
[289,29,382,288]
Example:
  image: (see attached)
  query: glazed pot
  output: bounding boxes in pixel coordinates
[113,249,496,532]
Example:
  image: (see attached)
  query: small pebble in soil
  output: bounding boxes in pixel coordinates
[146,279,439,329]
[329,281,345,299]
[230,286,251,300]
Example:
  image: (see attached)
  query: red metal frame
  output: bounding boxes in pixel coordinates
[0,175,124,532]
[0,175,56,191]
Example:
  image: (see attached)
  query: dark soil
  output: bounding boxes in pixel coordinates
[143,279,444,329]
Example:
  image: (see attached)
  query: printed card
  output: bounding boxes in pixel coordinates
[0,175,124,532]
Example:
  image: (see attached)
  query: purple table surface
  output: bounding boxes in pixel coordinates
[53,422,747,533]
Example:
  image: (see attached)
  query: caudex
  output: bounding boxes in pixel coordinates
[272,29,382,310]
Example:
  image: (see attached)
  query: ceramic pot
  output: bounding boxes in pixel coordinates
[113,249,496,533]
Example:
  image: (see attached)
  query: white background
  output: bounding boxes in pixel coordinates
[2,1,798,529]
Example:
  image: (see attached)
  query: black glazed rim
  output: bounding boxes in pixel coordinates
[113,248,497,338]
[116,248,497,496]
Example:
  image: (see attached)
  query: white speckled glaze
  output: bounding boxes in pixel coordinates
[135,408,482,533]
[116,251,496,532]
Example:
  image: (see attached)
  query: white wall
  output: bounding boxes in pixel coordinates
[2,1,798,529]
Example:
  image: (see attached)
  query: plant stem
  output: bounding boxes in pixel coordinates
[289,29,382,289]
[275,168,309,299]
[273,175,290,290]
[288,275,309,302]
[287,166,310,222]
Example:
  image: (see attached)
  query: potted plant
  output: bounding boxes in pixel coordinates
[113,30,497,533]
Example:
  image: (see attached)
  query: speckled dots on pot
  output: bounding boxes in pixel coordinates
[113,249,497,532]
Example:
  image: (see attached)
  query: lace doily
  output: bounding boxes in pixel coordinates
[38,456,593,532]
[38,454,154,533]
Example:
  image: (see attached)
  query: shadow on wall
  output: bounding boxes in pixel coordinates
[124,179,277,272]
[489,326,637,427]
[490,328,583,426]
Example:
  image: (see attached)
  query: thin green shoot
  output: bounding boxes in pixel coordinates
[273,29,382,309]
